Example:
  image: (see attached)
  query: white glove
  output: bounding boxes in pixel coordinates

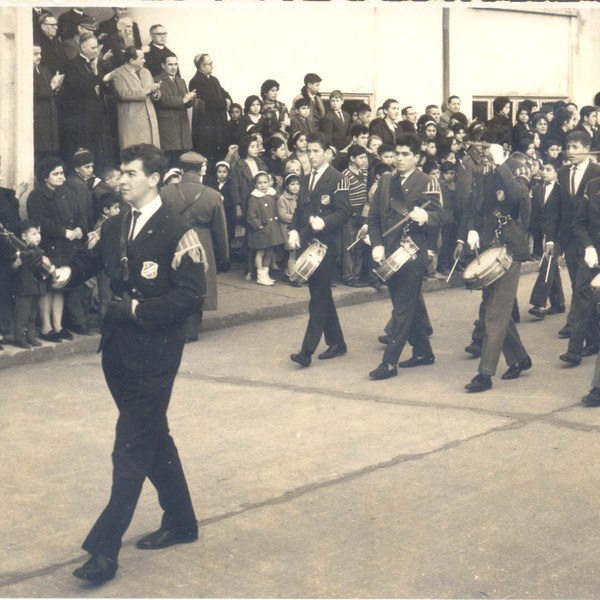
[544,241,555,257]
[408,206,428,225]
[51,266,72,289]
[309,215,325,232]
[585,246,599,269]
[488,144,506,166]
[372,245,385,263]
[467,230,480,251]
[359,223,368,235]
[288,229,301,250]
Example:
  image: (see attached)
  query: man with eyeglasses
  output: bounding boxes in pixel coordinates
[398,106,418,134]
[37,13,68,75]
[144,24,179,78]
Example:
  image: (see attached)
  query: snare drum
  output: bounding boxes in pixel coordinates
[374,237,419,282]
[289,240,328,283]
[463,245,513,290]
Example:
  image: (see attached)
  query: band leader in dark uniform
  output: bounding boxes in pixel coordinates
[40,144,207,584]
[367,132,443,380]
[287,132,351,367]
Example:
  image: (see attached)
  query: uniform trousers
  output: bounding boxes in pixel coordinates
[302,248,345,354]
[82,334,197,560]
[528,255,565,309]
[591,352,600,388]
[478,262,528,376]
[562,241,580,329]
[566,260,600,353]
[382,250,432,364]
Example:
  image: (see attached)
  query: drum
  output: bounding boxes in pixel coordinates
[463,245,513,290]
[374,237,419,282]
[289,240,328,283]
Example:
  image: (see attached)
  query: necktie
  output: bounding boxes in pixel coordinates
[309,170,318,192]
[570,165,577,196]
[129,210,141,242]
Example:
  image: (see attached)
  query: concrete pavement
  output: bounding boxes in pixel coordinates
[2,266,600,598]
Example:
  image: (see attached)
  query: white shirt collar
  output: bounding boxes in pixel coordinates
[399,168,416,181]
[127,194,162,239]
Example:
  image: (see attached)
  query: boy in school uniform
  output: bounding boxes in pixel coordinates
[320,90,352,151]
[289,97,318,138]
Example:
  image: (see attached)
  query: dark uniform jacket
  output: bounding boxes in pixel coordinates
[572,176,600,254]
[368,118,397,146]
[289,165,351,256]
[545,160,600,249]
[320,110,352,151]
[465,162,530,261]
[69,203,206,372]
[368,170,443,257]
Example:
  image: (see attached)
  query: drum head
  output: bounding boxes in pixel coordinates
[592,273,600,289]
[463,247,505,279]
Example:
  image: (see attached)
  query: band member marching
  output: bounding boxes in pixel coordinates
[288,132,351,367]
[367,133,443,380]
[459,139,532,392]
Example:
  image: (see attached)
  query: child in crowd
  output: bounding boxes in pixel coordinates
[92,165,121,225]
[247,172,285,286]
[437,161,458,275]
[367,135,383,155]
[284,158,303,177]
[263,137,289,190]
[287,131,311,175]
[227,102,245,147]
[277,173,300,281]
[87,193,120,321]
[289,97,317,138]
[354,102,372,127]
[422,160,442,278]
[528,160,565,318]
[208,160,235,248]
[12,220,46,349]
[376,143,396,169]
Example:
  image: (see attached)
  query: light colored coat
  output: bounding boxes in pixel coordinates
[111,63,160,149]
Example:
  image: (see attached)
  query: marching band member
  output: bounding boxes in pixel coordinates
[367,133,443,380]
[460,140,532,392]
[287,132,350,368]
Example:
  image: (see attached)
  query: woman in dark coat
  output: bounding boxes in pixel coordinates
[26,156,85,342]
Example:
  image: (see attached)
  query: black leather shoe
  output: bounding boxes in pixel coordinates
[39,331,62,343]
[501,356,532,380]
[136,528,198,550]
[582,387,600,406]
[378,334,391,345]
[465,373,492,393]
[73,554,117,584]
[369,362,398,380]
[558,326,572,339]
[582,344,600,357]
[290,351,311,367]
[528,306,545,319]
[398,355,435,368]
[464,342,482,358]
[559,351,581,366]
[546,304,565,315]
[343,278,369,288]
[318,344,347,360]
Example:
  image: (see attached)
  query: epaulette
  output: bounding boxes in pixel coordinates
[336,175,350,193]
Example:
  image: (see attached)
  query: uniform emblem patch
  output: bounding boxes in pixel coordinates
[321,194,330,206]
[496,189,505,202]
[141,261,158,279]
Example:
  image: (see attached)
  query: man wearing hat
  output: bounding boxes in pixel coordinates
[154,54,195,165]
[161,151,229,341]
[292,73,325,131]
[60,32,115,168]
[57,7,91,41]
[62,15,98,60]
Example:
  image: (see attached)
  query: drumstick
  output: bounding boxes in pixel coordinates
[382,199,432,238]
[544,254,552,283]
[475,246,480,265]
[538,255,545,270]
[446,256,460,284]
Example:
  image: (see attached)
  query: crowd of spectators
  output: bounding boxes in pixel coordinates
[1,6,600,351]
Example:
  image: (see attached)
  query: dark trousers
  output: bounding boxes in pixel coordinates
[64,284,89,329]
[302,248,345,354]
[529,255,565,309]
[382,250,432,364]
[478,262,528,376]
[13,294,41,343]
[563,241,580,329]
[567,260,600,353]
[82,335,197,560]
